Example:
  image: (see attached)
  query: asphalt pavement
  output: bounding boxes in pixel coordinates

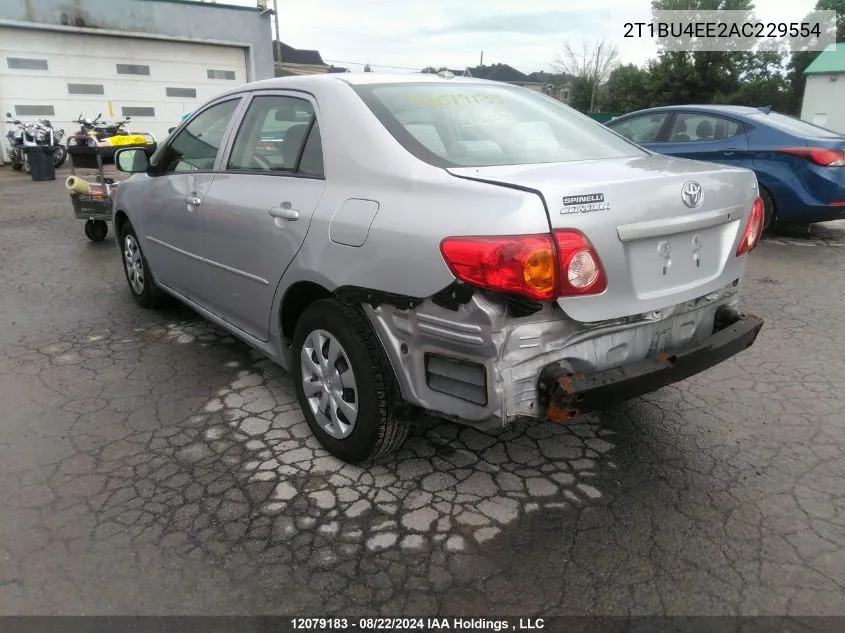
[1,166,844,616]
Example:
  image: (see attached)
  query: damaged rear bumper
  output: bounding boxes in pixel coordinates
[536,308,764,422]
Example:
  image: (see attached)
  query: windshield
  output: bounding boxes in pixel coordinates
[353,82,647,168]
[752,111,844,139]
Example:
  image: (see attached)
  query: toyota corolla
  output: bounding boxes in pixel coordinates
[112,73,765,464]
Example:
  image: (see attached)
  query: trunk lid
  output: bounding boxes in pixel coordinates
[448,155,758,323]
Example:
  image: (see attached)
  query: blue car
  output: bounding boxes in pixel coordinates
[605,105,845,228]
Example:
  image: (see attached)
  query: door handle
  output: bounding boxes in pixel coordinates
[184,196,201,206]
[269,202,299,221]
[723,148,741,155]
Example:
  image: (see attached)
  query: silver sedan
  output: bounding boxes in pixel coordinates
[113,73,764,463]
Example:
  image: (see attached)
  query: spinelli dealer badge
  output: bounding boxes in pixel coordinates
[561,193,610,214]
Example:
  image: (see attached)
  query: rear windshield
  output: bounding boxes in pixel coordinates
[353,82,646,168]
[751,111,844,139]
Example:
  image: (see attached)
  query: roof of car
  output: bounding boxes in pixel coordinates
[617,104,764,117]
[229,72,503,93]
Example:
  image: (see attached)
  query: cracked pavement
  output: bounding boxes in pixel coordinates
[1,167,845,616]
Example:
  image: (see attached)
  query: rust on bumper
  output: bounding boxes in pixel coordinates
[537,309,765,422]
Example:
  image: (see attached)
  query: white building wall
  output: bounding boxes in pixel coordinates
[0,27,248,141]
[801,73,845,133]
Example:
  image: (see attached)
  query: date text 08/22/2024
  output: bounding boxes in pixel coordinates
[289,617,547,631]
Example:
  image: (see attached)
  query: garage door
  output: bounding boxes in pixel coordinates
[0,27,247,144]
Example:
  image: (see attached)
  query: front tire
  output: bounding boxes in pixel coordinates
[118,220,165,308]
[292,299,410,464]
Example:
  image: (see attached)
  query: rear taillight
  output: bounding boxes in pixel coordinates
[736,197,765,256]
[439,234,557,300]
[553,229,607,296]
[777,147,845,166]
[439,230,606,301]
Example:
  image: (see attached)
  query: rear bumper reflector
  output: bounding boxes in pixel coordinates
[536,308,764,422]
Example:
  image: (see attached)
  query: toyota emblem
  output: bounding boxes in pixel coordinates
[681,181,703,208]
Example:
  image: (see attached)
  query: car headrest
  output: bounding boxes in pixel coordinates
[695,119,714,138]
[274,104,298,121]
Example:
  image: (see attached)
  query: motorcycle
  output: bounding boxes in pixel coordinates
[37,117,67,168]
[69,112,131,145]
[4,113,66,172]
[67,112,154,163]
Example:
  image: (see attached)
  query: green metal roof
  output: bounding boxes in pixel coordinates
[804,43,845,75]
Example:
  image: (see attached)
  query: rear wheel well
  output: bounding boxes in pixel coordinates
[280,281,332,344]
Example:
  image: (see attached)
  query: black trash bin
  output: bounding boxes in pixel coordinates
[24,146,56,182]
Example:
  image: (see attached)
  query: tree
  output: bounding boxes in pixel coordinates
[364,63,373,72]
[598,64,652,113]
[715,75,792,112]
[787,0,845,114]
[421,66,449,74]
[817,0,845,41]
[552,39,619,111]
[568,77,594,113]
[648,0,757,105]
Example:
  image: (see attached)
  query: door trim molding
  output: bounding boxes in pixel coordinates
[205,257,269,286]
[147,236,203,262]
[146,235,269,286]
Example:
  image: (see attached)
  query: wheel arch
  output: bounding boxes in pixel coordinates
[113,209,129,237]
[279,280,333,345]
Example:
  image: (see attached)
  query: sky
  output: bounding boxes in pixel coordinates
[206,0,821,74]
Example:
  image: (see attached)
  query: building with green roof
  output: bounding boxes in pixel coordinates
[801,44,845,134]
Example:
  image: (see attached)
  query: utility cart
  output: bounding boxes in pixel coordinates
[66,138,156,241]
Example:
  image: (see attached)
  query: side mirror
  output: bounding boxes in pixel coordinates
[167,127,176,134]
[115,148,150,173]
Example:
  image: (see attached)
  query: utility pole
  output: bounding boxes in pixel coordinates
[273,0,282,74]
[480,51,483,66]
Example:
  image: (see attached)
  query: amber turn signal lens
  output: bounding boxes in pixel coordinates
[523,248,556,295]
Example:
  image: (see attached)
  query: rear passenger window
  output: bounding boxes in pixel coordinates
[667,113,741,143]
[227,95,323,176]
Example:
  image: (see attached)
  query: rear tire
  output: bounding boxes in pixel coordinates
[53,145,67,168]
[760,187,776,231]
[118,220,166,308]
[292,298,410,464]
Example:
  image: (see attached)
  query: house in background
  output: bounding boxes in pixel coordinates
[274,41,347,76]
[800,43,845,133]
[526,71,573,104]
[462,64,573,105]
